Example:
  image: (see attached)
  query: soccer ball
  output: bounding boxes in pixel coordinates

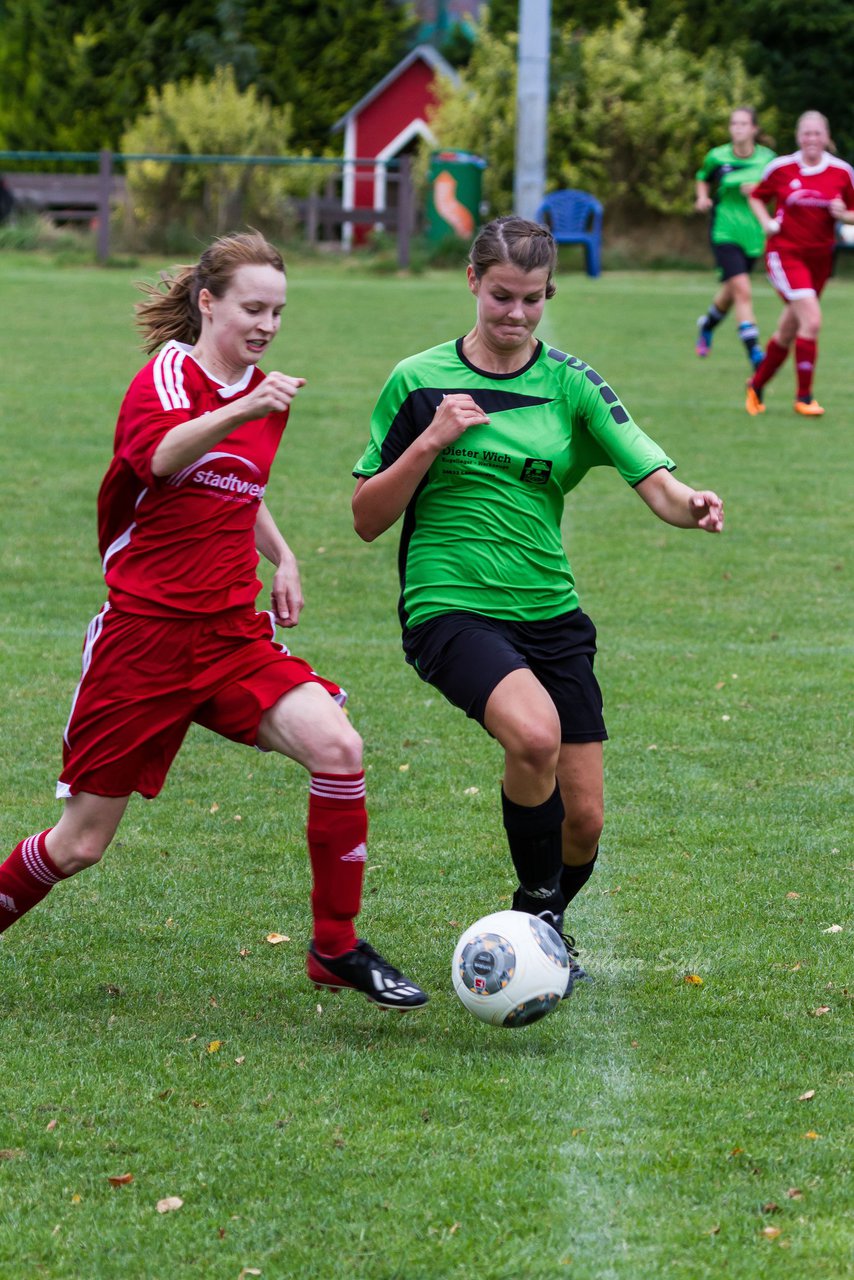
[452,909,570,1027]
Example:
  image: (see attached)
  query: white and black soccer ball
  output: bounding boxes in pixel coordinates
[452,909,570,1027]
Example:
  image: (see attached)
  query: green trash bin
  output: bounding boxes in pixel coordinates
[426,150,487,243]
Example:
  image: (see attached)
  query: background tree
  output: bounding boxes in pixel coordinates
[427,4,771,222]
[0,0,415,155]
[489,0,854,159]
[120,65,300,250]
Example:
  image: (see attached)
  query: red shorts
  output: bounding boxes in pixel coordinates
[765,246,833,301]
[58,605,344,800]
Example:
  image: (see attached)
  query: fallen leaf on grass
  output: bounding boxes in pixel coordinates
[705,1224,721,1236]
[761,1225,782,1240]
[728,1147,744,1158]
[761,1202,780,1214]
[810,1006,831,1017]
[234,1056,245,1065]
[398,763,410,772]
[238,947,250,958]
[802,1130,821,1139]
[107,1173,134,1187]
[156,1196,184,1214]
[684,974,704,985]
[786,1188,804,1200]
[265,933,290,945]
[238,1269,261,1279]
[823,924,843,933]
[207,1040,222,1054]
[209,803,220,814]
[0,1150,25,1160]
[45,1119,57,1132]
[70,1193,82,1204]
[797,1090,815,1102]
[786,892,801,900]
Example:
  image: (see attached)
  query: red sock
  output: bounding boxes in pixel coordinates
[0,831,66,932]
[794,337,818,400]
[307,773,367,956]
[752,337,790,390]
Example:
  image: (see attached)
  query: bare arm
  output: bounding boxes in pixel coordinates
[635,468,724,532]
[748,195,779,236]
[352,393,490,541]
[255,500,304,627]
[150,372,306,477]
[695,180,712,213]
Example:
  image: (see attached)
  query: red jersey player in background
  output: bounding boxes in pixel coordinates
[0,231,427,1011]
[745,110,854,418]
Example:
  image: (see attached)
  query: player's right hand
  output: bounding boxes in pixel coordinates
[247,372,306,415]
[426,393,490,448]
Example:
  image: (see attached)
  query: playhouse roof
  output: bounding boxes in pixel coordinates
[331,43,459,133]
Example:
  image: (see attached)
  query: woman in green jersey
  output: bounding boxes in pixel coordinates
[695,107,776,367]
[352,216,723,988]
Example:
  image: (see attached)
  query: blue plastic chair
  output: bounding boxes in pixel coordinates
[535,189,603,277]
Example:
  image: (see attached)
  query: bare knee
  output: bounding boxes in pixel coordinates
[564,803,604,854]
[308,724,364,776]
[506,723,562,780]
[48,830,109,876]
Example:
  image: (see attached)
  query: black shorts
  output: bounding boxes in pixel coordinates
[713,242,758,282]
[402,608,608,743]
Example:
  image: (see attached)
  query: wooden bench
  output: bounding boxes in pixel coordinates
[3,172,126,222]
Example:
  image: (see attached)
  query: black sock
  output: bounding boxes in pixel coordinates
[560,847,599,906]
[501,785,565,915]
[704,303,726,329]
[738,320,761,358]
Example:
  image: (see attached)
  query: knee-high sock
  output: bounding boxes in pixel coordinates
[0,831,66,933]
[794,337,817,400]
[751,337,789,391]
[307,773,367,957]
[560,847,599,908]
[502,784,565,915]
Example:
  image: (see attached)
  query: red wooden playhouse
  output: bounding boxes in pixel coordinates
[331,43,459,246]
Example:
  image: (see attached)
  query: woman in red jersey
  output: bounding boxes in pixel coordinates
[745,111,854,418]
[0,231,426,1010]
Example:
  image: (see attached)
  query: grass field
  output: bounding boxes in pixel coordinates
[0,251,851,1280]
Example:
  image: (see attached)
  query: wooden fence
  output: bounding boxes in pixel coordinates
[0,151,416,266]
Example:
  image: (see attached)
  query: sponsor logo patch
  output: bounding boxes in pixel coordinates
[521,457,553,485]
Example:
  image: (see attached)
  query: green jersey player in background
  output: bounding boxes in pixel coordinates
[694,107,776,367]
[351,216,724,989]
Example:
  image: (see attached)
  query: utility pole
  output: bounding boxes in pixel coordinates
[514,0,551,220]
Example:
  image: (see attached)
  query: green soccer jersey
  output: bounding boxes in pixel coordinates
[354,339,676,629]
[696,142,776,256]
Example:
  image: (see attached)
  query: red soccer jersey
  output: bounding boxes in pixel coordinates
[98,342,288,616]
[752,150,854,253]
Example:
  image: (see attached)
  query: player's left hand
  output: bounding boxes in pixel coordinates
[270,553,304,627]
[689,490,724,533]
